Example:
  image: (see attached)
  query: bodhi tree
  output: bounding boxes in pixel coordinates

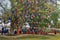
[7,0,59,33]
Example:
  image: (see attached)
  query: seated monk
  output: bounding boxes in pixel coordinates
[17,29,21,35]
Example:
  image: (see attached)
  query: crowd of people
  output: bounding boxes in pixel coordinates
[0,22,47,35]
[0,22,57,35]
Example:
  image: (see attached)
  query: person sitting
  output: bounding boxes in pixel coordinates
[34,27,38,34]
[1,27,8,35]
[17,29,21,35]
[14,29,17,34]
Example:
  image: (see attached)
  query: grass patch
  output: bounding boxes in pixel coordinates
[0,37,8,40]
[0,34,60,40]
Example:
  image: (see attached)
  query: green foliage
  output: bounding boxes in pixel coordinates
[2,0,59,29]
[50,12,59,27]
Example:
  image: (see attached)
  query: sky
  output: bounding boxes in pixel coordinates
[0,0,11,9]
[57,0,60,4]
[57,0,60,9]
[0,0,11,15]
